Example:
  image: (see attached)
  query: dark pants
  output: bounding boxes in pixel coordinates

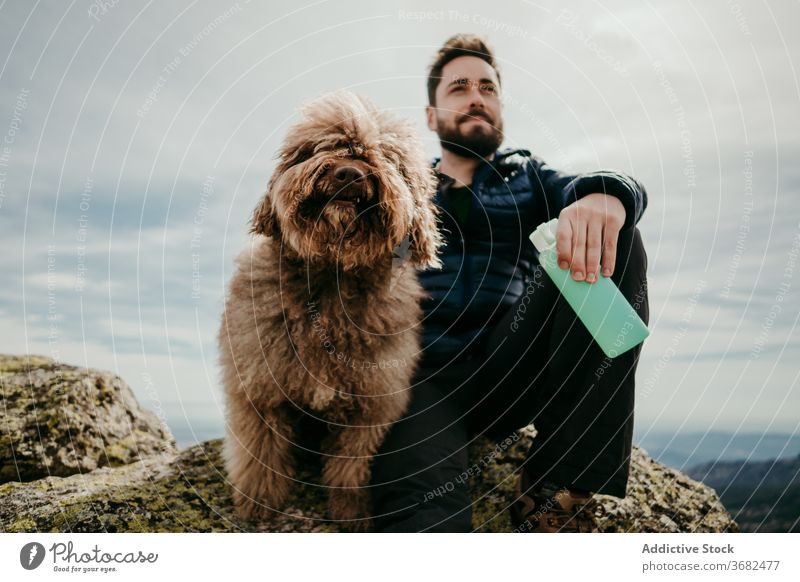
[369,227,649,532]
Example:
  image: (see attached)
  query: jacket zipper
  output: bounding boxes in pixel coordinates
[461,183,479,309]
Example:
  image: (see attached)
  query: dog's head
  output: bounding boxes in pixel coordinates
[251,91,442,271]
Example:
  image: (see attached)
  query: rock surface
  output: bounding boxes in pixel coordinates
[0,355,175,484]
[0,354,738,533]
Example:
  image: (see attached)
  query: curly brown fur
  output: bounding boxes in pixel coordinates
[219,91,442,532]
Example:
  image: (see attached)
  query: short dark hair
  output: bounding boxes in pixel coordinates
[427,33,501,105]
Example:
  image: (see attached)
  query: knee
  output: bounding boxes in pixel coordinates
[618,226,646,260]
[612,227,649,323]
[613,227,648,283]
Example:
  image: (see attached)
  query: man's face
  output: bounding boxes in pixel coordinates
[427,55,504,159]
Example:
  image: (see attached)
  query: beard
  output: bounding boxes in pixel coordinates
[435,109,504,160]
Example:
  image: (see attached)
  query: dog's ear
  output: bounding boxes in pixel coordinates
[377,113,443,269]
[408,170,443,269]
[250,189,279,237]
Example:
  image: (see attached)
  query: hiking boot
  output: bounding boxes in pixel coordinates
[510,470,602,532]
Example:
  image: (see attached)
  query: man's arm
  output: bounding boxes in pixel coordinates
[526,155,648,282]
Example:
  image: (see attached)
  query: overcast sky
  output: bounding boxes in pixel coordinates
[1,0,798,448]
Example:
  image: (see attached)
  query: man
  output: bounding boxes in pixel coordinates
[369,34,649,532]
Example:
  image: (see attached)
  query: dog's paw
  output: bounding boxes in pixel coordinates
[341,516,373,533]
[233,491,281,525]
[328,489,373,532]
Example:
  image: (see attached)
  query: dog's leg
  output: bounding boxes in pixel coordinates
[321,422,392,532]
[224,399,295,524]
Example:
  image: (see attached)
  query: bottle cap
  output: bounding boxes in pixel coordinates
[529,218,559,252]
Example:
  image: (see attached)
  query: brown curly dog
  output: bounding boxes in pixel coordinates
[219,91,442,531]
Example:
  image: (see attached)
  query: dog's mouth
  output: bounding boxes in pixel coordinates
[324,188,371,208]
[300,179,379,220]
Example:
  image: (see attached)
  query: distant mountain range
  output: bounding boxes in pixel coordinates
[633,431,800,533]
[634,431,800,469]
[686,456,799,532]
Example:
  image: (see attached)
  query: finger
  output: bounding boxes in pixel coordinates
[555,215,573,270]
[585,220,603,283]
[570,218,587,281]
[602,224,619,278]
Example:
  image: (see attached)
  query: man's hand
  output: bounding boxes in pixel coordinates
[556,193,626,284]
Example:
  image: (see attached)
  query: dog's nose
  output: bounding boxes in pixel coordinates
[333,165,365,184]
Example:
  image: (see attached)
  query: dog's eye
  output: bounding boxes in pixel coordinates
[294,148,314,164]
[379,149,400,167]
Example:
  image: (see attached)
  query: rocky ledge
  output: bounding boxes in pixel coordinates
[0,355,738,533]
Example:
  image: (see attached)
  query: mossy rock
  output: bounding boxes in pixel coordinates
[0,439,334,532]
[0,354,176,483]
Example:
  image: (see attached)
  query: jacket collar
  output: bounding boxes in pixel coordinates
[431,147,530,170]
[432,147,531,192]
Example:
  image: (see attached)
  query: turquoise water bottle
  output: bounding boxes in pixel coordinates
[529,218,649,358]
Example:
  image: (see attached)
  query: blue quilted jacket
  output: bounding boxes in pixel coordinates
[419,147,648,366]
